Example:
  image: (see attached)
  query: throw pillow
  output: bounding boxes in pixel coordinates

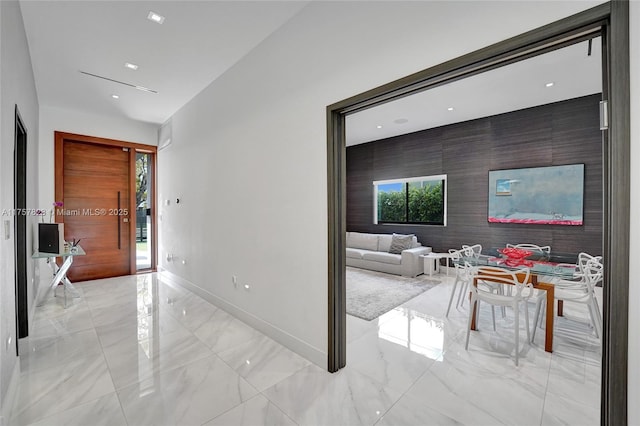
[389,233,415,254]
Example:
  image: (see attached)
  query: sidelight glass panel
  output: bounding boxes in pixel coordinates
[136,153,153,270]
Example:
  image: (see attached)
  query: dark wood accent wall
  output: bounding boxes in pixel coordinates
[346,94,603,256]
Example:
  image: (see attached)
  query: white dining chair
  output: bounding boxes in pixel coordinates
[445,249,471,317]
[506,243,551,254]
[465,266,533,366]
[462,244,482,257]
[531,253,603,345]
[457,244,482,307]
[445,245,486,317]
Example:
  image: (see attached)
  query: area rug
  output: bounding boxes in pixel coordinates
[346,267,441,321]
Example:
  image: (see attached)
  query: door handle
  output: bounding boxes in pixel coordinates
[117,191,121,249]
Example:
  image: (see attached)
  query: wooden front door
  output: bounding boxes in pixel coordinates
[56,135,132,281]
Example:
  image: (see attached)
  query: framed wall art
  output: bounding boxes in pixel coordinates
[488,164,584,225]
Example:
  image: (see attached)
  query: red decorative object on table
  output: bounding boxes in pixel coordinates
[498,247,534,267]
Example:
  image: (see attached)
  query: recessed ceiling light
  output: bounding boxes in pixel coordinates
[447,107,454,111]
[111,94,119,99]
[376,125,383,129]
[545,82,555,87]
[135,85,155,93]
[124,62,139,70]
[147,11,165,24]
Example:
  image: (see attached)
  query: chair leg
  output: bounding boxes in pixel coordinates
[456,279,469,308]
[587,303,599,338]
[514,303,520,366]
[495,286,507,318]
[524,301,530,344]
[446,276,460,317]
[588,298,603,343]
[590,296,604,337]
[531,298,545,343]
[491,306,496,331]
[595,305,603,342]
[465,297,476,350]
[594,303,603,349]
[593,296,603,323]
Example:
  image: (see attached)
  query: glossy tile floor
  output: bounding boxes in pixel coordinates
[10,271,601,425]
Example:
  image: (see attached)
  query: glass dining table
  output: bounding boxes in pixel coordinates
[460,248,580,353]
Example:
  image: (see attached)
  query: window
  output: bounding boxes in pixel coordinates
[373,175,446,225]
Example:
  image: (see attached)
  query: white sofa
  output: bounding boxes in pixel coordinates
[346,232,432,277]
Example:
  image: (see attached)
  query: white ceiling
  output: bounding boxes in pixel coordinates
[346,37,602,146]
[19,0,309,124]
[18,1,601,136]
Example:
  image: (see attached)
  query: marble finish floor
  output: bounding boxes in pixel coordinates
[9,271,601,425]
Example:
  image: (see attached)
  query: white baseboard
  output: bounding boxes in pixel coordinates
[157,269,326,369]
[1,358,21,425]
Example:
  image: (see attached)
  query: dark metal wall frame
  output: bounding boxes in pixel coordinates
[326,2,629,425]
[14,106,28,350]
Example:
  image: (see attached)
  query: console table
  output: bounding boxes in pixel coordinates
[33,245,85,308]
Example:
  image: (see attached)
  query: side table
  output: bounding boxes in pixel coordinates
[33,245,85,308]
[422,252,454,277]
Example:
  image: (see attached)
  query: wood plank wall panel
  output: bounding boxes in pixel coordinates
[551,95,603,253]
[441,119,492,252]
[346,94,603,256]
[346,146,374,226]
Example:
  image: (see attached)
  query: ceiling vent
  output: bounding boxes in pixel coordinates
[79,71,158,94]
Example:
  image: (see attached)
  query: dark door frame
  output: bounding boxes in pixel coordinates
[326,2,628,425]
[14,106,28,349]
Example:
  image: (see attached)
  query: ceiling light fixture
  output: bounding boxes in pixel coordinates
[376,125,383,129]
[546,82,555,87]
[111,94,119,99]
[147,11,165,24]
[124,62,139,70]
[447,107,454,111]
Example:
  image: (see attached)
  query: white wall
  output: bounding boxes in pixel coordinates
[158,1,605,367]
[0,0,39,420]
[628,1,639,424]
[0,2,4,418]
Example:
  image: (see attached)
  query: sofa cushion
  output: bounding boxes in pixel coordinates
[378,234,393,252]
[362,251,402,265]
[347,232,379,251]
[379,234,420,251]
[346,248,368,259]
[389,233,415,254]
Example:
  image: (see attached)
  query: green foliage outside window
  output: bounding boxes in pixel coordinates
[377,180,444,225]
[378,188,406,222]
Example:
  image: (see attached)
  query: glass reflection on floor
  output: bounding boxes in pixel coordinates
[377,307,444,360]
[137,275,159,395]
